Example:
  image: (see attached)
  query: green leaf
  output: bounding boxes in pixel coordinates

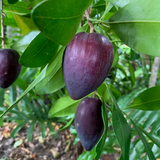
[109,0,160,57]
[95,103,108,160]
[31,0,93,45]
[13,139,23,148]
[129,118,156,160]
[106,0,136,8]
[20,32,59,68]
[11,120,28,138]
[0,117,3,127]
[129,62,135,86]
[97,83,121,103]
[39,121,46,139]
[14,14,38,35]
[4,0,30,14]
[9,86,17,104]
[138,126,160,148]
[92,0,106,12]
[112,106,131,160]
[106,84,131,160]
[111,43,119,68]
[48,96,80,118]
[127,85,160,110]
[12,31,40,53]
[27,121,37,142]
[35,67,65,94]
[100,2,113,20]
[0,88,4,106]
[118,87,146,110]
[77,149,96,160]
[35,47,65,94]
[7,0,19,4]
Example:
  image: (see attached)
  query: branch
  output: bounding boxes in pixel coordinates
[1,0,5,48]
[84,9,95,33]
[149,57,160,88]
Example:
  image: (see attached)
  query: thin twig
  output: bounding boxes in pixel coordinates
[84,9,95,33]
[100,23,110,29]
[1,0,5,48]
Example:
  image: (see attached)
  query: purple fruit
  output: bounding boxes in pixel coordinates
[75,97,104,151]
[0,49,21,88]
[63,32,114,100]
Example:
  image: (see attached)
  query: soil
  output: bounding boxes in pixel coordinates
[0,122,119,160]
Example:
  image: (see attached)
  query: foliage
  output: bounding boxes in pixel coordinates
[0,0,160,159]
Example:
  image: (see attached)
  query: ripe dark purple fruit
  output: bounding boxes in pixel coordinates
[75,97,104,151]
[0,49,21,88]
[63,32,114,100]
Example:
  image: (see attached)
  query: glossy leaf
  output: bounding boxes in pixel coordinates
[95,103,108,160]
[77,149,96,160]
[106,0,136,8]
[127,85,160,110]
[20,32,59,67]
[109,0,160,57]
[112,106,131,160]
[32,0,92,45]
[35,47,65,94]
[92,0,106,12]
[4,0,30,14]
[48,96,80,118]
[118,87,146,110]
[35,67,64,94]
[8,0,19,4]
[107,84,131,160]
[12,31,40,53]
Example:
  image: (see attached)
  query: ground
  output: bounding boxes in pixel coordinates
[0,122,119,160]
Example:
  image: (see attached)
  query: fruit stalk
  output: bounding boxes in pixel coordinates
[1,0,5,49]
[85,9,95,33]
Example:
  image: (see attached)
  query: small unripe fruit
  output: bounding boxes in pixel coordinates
[63,32,114,100]
[0,49,21,88]
[75,97,104,151]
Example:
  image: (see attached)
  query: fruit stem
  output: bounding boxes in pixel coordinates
[1,0,5,49]
[85,9,95,33]
[92,92,96,98]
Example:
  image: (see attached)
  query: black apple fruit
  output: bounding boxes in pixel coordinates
[0,49,21,88]
[63,32,114,100]
[75,97,104,151]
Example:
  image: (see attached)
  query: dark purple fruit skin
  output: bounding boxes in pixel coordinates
[75,97,104,151]
[63,32,114,100]
[0,49,21,88]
